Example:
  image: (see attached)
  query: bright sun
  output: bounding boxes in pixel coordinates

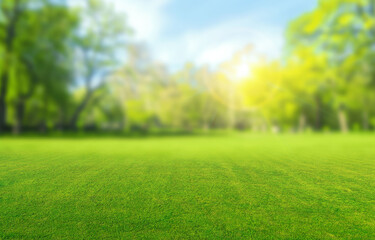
[234,63,250,80]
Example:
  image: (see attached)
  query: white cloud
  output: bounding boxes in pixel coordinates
[70,0,285,71]
[112,0,170,41]
[153,14,284,71]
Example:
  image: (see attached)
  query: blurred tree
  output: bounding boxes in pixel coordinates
[0,0,77,133]
[287,0,375,132]
[0,0,24,132]
[195,66,227,130]
[13,2,77,133]
[240,60,283,131]
[68,0,131,130]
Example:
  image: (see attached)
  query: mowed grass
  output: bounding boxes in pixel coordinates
[0,134,374,239]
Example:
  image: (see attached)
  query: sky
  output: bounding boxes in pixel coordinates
[110,0,318,72]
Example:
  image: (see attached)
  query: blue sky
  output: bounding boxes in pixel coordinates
[111,0,318,71]
[164,0,316,36]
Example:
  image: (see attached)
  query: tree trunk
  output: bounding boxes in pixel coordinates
[0,73,9,132]
[338,108,349,133]
[69,91,93,130]
[12,100,25,135]
[0,0,22,132]
[227,106,235,130]
[119,112,126,131]
[362,110,369,131]
[39,97,49,133]
[227,85,235,130]
[314,95,322,131]
[298,113,306,133]
[203,112,210,132]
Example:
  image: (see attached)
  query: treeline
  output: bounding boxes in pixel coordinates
[1,0,375,134]
[266,0,375,132]
[0,0,128,133]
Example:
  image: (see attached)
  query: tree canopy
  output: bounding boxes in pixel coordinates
[0,0,374,134]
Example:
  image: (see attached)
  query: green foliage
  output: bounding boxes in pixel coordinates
[280,0,375,132]
[1,0,375,133]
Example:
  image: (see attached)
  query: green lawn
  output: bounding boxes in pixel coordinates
[0,134,374,239]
